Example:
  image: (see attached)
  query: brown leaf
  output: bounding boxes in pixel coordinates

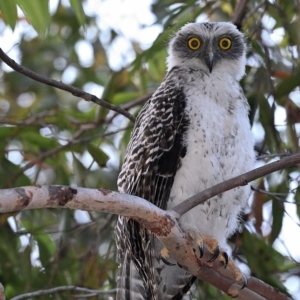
[251,180,267,235]
[286,98,300,123]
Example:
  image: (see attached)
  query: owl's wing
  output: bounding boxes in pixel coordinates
[117,68,187,207]
[116,67,196,300]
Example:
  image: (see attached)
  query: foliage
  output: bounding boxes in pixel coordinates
[0,0,300,299]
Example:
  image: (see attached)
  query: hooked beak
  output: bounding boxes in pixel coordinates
[204,51,214,73]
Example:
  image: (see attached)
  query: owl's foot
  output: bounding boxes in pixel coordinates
[188,231,246,288]
[188,231,227,265]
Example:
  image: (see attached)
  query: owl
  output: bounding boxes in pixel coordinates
[116,22,255,300]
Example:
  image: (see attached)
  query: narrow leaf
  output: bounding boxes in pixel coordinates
[70,0,86,26]
[16,0,50,36]
[0,0,17,29]
[270,198,284,244]
[87,144,109,167]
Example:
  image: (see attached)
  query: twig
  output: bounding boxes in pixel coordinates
[0,48,135,123]
[10,286,116,300]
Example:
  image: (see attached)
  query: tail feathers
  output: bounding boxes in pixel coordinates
[155,240,196,300]
[116,250,147,300]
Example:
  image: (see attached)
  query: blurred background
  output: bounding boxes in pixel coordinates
[0,0,300,299]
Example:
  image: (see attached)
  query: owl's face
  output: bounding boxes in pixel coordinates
[167,22,246,80]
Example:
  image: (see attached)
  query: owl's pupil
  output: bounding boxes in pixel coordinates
[192,41,198,47]
[222,41,228,47]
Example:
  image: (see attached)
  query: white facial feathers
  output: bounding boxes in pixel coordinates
[167,22,247,80]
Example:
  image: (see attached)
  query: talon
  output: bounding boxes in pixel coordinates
[161,255,176,266]
[207,246,220,262]
[199,244,204,258]
[222,251,228,268]
[188,230,204,258]
[177,263,182,269]
[240,274,247,289]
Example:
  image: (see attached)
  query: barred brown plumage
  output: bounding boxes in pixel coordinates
[116,22,255,300]
[116,67,190,300]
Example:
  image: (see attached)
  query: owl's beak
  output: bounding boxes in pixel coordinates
[204,51,214,73]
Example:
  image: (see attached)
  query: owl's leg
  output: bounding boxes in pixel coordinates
[196,232,228,266]
[188,231,246,288]
[159,231,246,287]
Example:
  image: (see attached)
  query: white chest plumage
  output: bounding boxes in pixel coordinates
[168,69,255,248]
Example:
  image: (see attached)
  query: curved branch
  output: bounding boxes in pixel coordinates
[0,48,135,123]
[172,153,300,216]
[0,185,291,300]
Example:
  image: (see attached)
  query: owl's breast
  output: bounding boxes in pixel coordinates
[168,71,255,244]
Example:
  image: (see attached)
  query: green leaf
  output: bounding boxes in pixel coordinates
[15,0,50,36]
[0,157,31,188]
[242,229,289,294]
[258,94,280,152]
[87,144,109,167]
[270,180,288,244]
[70,0,86,26]
[35,233,55,266]
[112,92,140,105]
[0,0,17,29]
[296,187,300,218]
[270,198,284,244]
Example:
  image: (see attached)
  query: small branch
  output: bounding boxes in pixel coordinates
[172,153,300,216]
[0,48,135,123]
[10,286,116,300]
[231,0,248,30]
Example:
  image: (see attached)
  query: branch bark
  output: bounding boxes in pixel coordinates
[0,48,135,123]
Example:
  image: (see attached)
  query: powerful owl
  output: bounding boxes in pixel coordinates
[116,22,255,299]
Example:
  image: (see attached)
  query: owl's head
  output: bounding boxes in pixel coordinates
[167,22,247,80]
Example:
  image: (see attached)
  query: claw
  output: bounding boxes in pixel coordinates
[240,274,248,289]
[207,246,220,262]
[161,255,176,266]
[177,263,182,269]
[199,244,204,258]
[222,251,228,268]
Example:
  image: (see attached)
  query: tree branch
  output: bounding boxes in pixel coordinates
[0,184,292,300]
[231,0,248,30]
[0,48,135,123]
[172,152,300,216]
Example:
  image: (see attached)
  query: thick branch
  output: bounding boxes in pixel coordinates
[0,48,135,123]
[0,186,291,300]
[172,153,300,216]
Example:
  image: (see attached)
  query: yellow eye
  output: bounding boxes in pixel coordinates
[219,37,232,50]
[187,37,201,50]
